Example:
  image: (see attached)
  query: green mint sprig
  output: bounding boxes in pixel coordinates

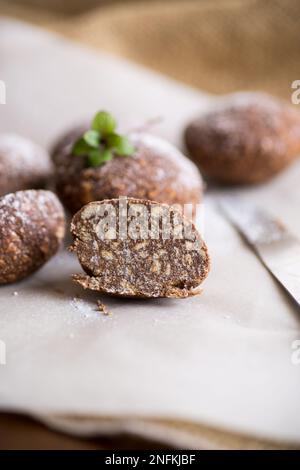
[72,111,135,167]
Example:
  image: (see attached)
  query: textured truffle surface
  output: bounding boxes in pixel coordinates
[52,129,203,213]
[70,197,210,298]
[184,92,300,184]
[0,134,53,196]
[0,190,65,284]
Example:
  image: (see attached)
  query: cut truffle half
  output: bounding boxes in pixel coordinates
[70,197,210,298]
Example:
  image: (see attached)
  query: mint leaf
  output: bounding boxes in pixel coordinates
[88,149,102,167]
[115,136,135,156]
[72,138,92,156]
[105,133,120,148]
[72,110,134,168]
[100,149,113,162]
[92,111,116,135]
[87,148,113,167]
[106,134,135,156]
[83,130,100,148]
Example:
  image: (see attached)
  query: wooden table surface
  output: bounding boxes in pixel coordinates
[0,413,170,450]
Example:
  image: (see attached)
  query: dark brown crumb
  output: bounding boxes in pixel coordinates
[97,299,111,316]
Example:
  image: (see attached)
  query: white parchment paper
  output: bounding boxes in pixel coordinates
[0,19,299,445]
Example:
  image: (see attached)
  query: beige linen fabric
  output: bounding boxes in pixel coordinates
[0,0,300,99]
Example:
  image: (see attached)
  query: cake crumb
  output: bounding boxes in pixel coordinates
[97,299,111,316]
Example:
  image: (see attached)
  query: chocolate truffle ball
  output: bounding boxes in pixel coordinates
[52,129,203,213]
[0,190,65,284]
[0,134,52,196]
[184,92,300,185]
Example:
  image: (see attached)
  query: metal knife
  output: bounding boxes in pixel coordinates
[219,197,300,306]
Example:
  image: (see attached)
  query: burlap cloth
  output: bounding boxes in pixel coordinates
[0,0,299,450]
[0,0,299,99]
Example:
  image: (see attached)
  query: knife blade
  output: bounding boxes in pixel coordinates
[219,197,300,307]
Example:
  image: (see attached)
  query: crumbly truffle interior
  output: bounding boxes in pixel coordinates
[71,198,209,298]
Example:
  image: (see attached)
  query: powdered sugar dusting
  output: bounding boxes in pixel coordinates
[0,133,53,196]
[0,133,51,170]
[130,132,201,189]
[0,189,63,227]
[70,297,97,318]
[216,91,283,113]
